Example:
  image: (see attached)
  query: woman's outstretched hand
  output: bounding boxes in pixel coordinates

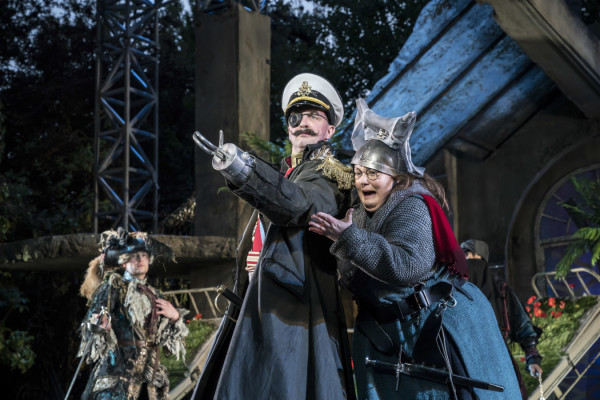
[309,208,354,242]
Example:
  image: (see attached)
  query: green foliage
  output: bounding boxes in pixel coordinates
[265,0,429,145]
[0,330,36,373]
[0,0,426,240]
[0,271,35,373]
[0,0,96,241]
[161,319,216,388]
[156,2,196,218]
[0,1,197,239]
[511,295,598,394]
[241,131,289,164]
[555,178,600,279]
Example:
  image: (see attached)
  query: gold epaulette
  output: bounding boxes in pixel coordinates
[316,156,354,190]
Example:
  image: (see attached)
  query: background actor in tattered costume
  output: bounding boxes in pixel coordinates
[77,228,189,400]
[193,73,356,399]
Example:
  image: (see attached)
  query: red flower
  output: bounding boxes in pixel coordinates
[534,308,543,317]
[541,312,548,318]
[525,306,530,312]
[194,313,202,320]
[520,357,525,362]
[559,301,566,309]
[548,297,556,307]
[569,283,575,288]
[527,296,536,305]
[534,301,541,309]
[552,311,562,318]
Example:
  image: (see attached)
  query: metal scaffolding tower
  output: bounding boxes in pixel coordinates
[94,0,163,233]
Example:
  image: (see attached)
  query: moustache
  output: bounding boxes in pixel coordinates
[292,129,318,137]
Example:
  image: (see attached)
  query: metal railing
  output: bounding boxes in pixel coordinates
[528,267,600,400]
[530,267,600,299]
[527,300,600,400]
[163,287,224,320]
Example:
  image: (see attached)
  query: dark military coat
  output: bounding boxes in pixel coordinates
[200,141,355,400]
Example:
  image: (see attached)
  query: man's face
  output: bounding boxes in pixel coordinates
[124,251,150,279]
[287,107,335,154]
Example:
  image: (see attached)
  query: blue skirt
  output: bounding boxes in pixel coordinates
[353,280,521,400]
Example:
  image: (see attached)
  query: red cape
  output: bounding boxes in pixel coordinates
[422,195,468,278]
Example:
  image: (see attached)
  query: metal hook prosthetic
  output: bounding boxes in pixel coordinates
[193,130,228,161]
[192,130,256,186]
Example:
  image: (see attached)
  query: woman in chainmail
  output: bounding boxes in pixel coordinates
[77,228,188,400]
[309,99,521,400]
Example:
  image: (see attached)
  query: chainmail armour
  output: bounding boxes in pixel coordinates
[331,181,437,287]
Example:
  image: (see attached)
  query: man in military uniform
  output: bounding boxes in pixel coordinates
[193,73,355,399]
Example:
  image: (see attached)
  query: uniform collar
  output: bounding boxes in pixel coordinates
[282,140,332,170]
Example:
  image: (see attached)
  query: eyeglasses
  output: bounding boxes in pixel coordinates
[288,112,327,128]
[354,169,382,181]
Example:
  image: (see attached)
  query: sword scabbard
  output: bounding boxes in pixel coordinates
[365,357,504,393]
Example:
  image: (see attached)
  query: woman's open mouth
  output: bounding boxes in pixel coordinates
[362,190,376,198]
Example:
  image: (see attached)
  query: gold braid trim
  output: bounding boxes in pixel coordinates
[316,156,353,190]
[285,96,331,113]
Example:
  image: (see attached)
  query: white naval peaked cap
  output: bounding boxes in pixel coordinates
[281,73,344,127]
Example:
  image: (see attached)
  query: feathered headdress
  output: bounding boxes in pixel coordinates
[100,227,174,266]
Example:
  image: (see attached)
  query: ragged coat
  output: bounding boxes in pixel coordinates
[78,271,189,400]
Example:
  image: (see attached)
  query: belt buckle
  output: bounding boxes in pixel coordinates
[408,289,430,312]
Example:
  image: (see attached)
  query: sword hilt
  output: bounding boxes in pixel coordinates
[86,306,111,334]
[365,356,398,369]
[216,284,243,308]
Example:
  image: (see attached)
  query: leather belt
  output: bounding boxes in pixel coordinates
[365,281,454,323]
[356,278,469,356]
[118,340,155,348]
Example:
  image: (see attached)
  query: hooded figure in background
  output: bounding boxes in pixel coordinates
[193,73,355,399]
[77,228,188,400]
[310,99,522,399]
[461,239,543,400]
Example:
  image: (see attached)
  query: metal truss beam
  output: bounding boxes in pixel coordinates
[94,0,162,233]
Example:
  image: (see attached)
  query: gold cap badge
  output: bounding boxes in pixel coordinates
[297,81,312,96]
